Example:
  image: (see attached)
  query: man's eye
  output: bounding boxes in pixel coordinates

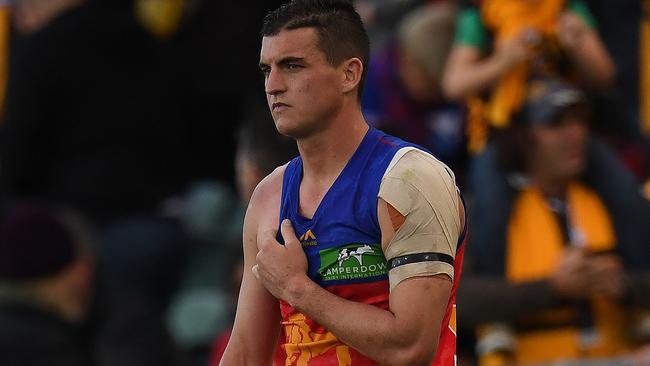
[261,68,270,77]
[287,64,302,71]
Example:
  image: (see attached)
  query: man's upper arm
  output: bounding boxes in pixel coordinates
[375,149,461,359]
[221,169,284,365]
[379,149,461,290]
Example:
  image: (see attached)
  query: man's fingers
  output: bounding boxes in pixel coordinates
[280,219,300,248]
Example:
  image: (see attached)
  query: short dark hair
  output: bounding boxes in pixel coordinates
[261,0,370,99]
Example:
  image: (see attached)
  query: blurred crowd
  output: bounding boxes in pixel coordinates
[0,0,648,366]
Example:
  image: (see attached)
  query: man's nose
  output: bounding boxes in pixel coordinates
[265,69,286,95]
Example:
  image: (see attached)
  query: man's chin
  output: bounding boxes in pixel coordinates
[275,122,297,138]
[275,120,314,140]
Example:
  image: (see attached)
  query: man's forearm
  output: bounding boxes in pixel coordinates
[283,276,435,366]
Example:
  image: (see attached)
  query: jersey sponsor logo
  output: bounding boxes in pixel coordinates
[337,245,374,266]
[299,229,317,247]
[319,243,388,281]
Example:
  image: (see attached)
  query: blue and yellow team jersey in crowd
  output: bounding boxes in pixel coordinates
[276,127,466,366]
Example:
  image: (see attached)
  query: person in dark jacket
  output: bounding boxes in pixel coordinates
[459,78,650,365]
[0,202,95,366]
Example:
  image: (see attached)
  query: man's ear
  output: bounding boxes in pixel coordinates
[341,57,363,95]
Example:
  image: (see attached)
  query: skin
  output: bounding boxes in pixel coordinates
[443,31,533,100]
[397,47,439,102]
[556,11,615,89]
[442,10,614,101]
[13,0,84,35]
[527,115,589,196]
[220,27,455,366]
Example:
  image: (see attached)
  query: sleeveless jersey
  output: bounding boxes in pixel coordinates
[276,127,467,366]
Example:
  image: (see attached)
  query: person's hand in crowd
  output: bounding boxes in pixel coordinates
[550,247,595,300]
[494,28,538,69]
[557,11,590,51]
[631,343,650,365]
[550,247,625,300]
[586,253,625,299]
[556,10,615,88]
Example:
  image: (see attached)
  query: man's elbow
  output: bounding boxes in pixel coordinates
[218,341,260,366]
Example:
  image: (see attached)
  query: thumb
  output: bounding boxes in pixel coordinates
[280,219,300,249]
[251,264,260,280]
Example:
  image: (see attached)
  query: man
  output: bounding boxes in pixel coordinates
[460,78,650,365]
[220,1,466,365]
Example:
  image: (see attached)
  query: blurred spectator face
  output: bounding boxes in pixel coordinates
[396,4,456,102]
[235,149,261,205]
[234,103,299,205]
[397,49,438,102]
[529,109,589,181]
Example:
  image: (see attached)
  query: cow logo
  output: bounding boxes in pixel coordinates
[319,243,388,281]
[337,244,374,266]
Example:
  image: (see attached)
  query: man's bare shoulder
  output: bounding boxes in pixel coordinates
[249,163,288,210]
[245,163,290,235]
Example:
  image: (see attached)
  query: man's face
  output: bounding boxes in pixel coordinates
[530,113,589,181]
[260,28,344,139]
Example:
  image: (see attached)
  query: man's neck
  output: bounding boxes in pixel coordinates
[296,108,368,185]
